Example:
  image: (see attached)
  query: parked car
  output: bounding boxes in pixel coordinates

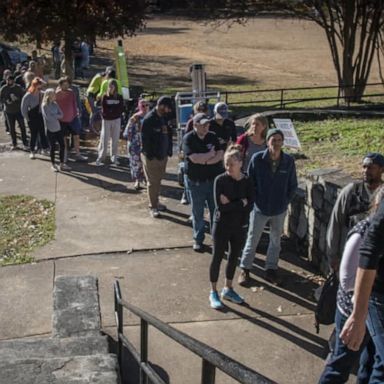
[0,42,29,66]
[0,47,12,77]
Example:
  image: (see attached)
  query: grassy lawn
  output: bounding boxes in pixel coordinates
[291,118,384,177]
[0,195,55,266]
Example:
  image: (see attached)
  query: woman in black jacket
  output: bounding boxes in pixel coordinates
[209,144,254,309]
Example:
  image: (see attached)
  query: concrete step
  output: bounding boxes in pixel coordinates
[53,275,101,338]
[0,354,119,384]
[0,335,109,360]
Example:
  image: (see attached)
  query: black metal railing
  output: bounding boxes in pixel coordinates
[222,82,384,109]
[143,82,384,113]
[114,280,277,384]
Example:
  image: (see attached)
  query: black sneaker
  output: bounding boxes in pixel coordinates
[238,269,250,287]
[265,269,282,285]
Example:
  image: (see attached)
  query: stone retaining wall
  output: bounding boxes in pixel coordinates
[285,168,356,275]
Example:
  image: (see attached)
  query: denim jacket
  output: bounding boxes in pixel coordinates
[248,148,297,216]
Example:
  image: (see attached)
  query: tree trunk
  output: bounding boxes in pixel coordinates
[63,36,74,80]
[340,70,356,102]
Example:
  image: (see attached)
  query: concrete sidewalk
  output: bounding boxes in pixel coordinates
[0,127,347,383]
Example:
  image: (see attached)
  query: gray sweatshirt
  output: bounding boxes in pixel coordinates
[42,102,63,133]
[21,91,42,120]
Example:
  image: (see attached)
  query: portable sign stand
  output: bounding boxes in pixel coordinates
[115,40,130,101]
[272,118,301,150]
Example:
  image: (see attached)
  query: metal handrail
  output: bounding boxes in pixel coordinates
[114,280,277,384]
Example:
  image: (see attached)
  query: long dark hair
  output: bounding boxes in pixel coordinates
[107,79,118,97]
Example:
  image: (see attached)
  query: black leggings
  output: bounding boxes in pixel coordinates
[210,223,247,283]
[47,130,65,164]
[28,108,48,152]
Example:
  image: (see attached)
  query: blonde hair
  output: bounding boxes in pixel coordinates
[193,101,208,114]
[42,88,55,106]
[224,143,243,164]
[370,184,384,214]
[245,113,268,138]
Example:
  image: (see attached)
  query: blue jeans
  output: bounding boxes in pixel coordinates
[240,208,286,271]
[183,173,191,204]
[366,293,384,384]
[188,179,215,244]
[318,307,373,384]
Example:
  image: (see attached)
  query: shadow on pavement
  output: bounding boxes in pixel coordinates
[224,304,328,359]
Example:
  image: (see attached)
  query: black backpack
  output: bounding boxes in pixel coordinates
[315,272,338,333]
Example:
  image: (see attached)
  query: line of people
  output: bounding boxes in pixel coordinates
[4,65,384,381]
[318,153,384,383]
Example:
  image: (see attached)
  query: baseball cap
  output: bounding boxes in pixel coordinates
[363,153,384,167]
[266,128,284,141]
[214,102,228,119]
[193,113,210,125]
[157,96,173,109]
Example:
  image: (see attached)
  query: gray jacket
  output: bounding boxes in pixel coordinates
[42,102,63,133]
[21,92,42,121]
[326,181,372,266]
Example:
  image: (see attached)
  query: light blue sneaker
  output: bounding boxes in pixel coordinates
[221,287,244,304]
[209,291,223,310]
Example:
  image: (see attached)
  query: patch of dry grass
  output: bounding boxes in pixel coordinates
[0,195,55,265]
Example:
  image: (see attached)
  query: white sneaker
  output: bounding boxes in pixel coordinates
[51,164,59,172]
[29,152,36,159]
[95,159,104,166]
[75,154,88,162]
[60,163,72,171]
[111,156,120,165]
[150,208,160,218]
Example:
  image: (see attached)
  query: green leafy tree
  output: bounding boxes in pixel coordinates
[0,0,147,78]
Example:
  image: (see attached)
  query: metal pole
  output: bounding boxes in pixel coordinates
[140,319,149,384]
[280,89,284,109]
[114,282,123,377]
[201,359,216,384]
[337,86,340,107]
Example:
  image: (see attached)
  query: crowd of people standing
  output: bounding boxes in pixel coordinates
[2,47,384,384]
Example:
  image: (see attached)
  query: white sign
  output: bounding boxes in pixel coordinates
[272,118,301,149]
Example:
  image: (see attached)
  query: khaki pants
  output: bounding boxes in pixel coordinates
[141,155,167,209]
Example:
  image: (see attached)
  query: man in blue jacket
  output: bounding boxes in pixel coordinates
[238,128,297,285]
